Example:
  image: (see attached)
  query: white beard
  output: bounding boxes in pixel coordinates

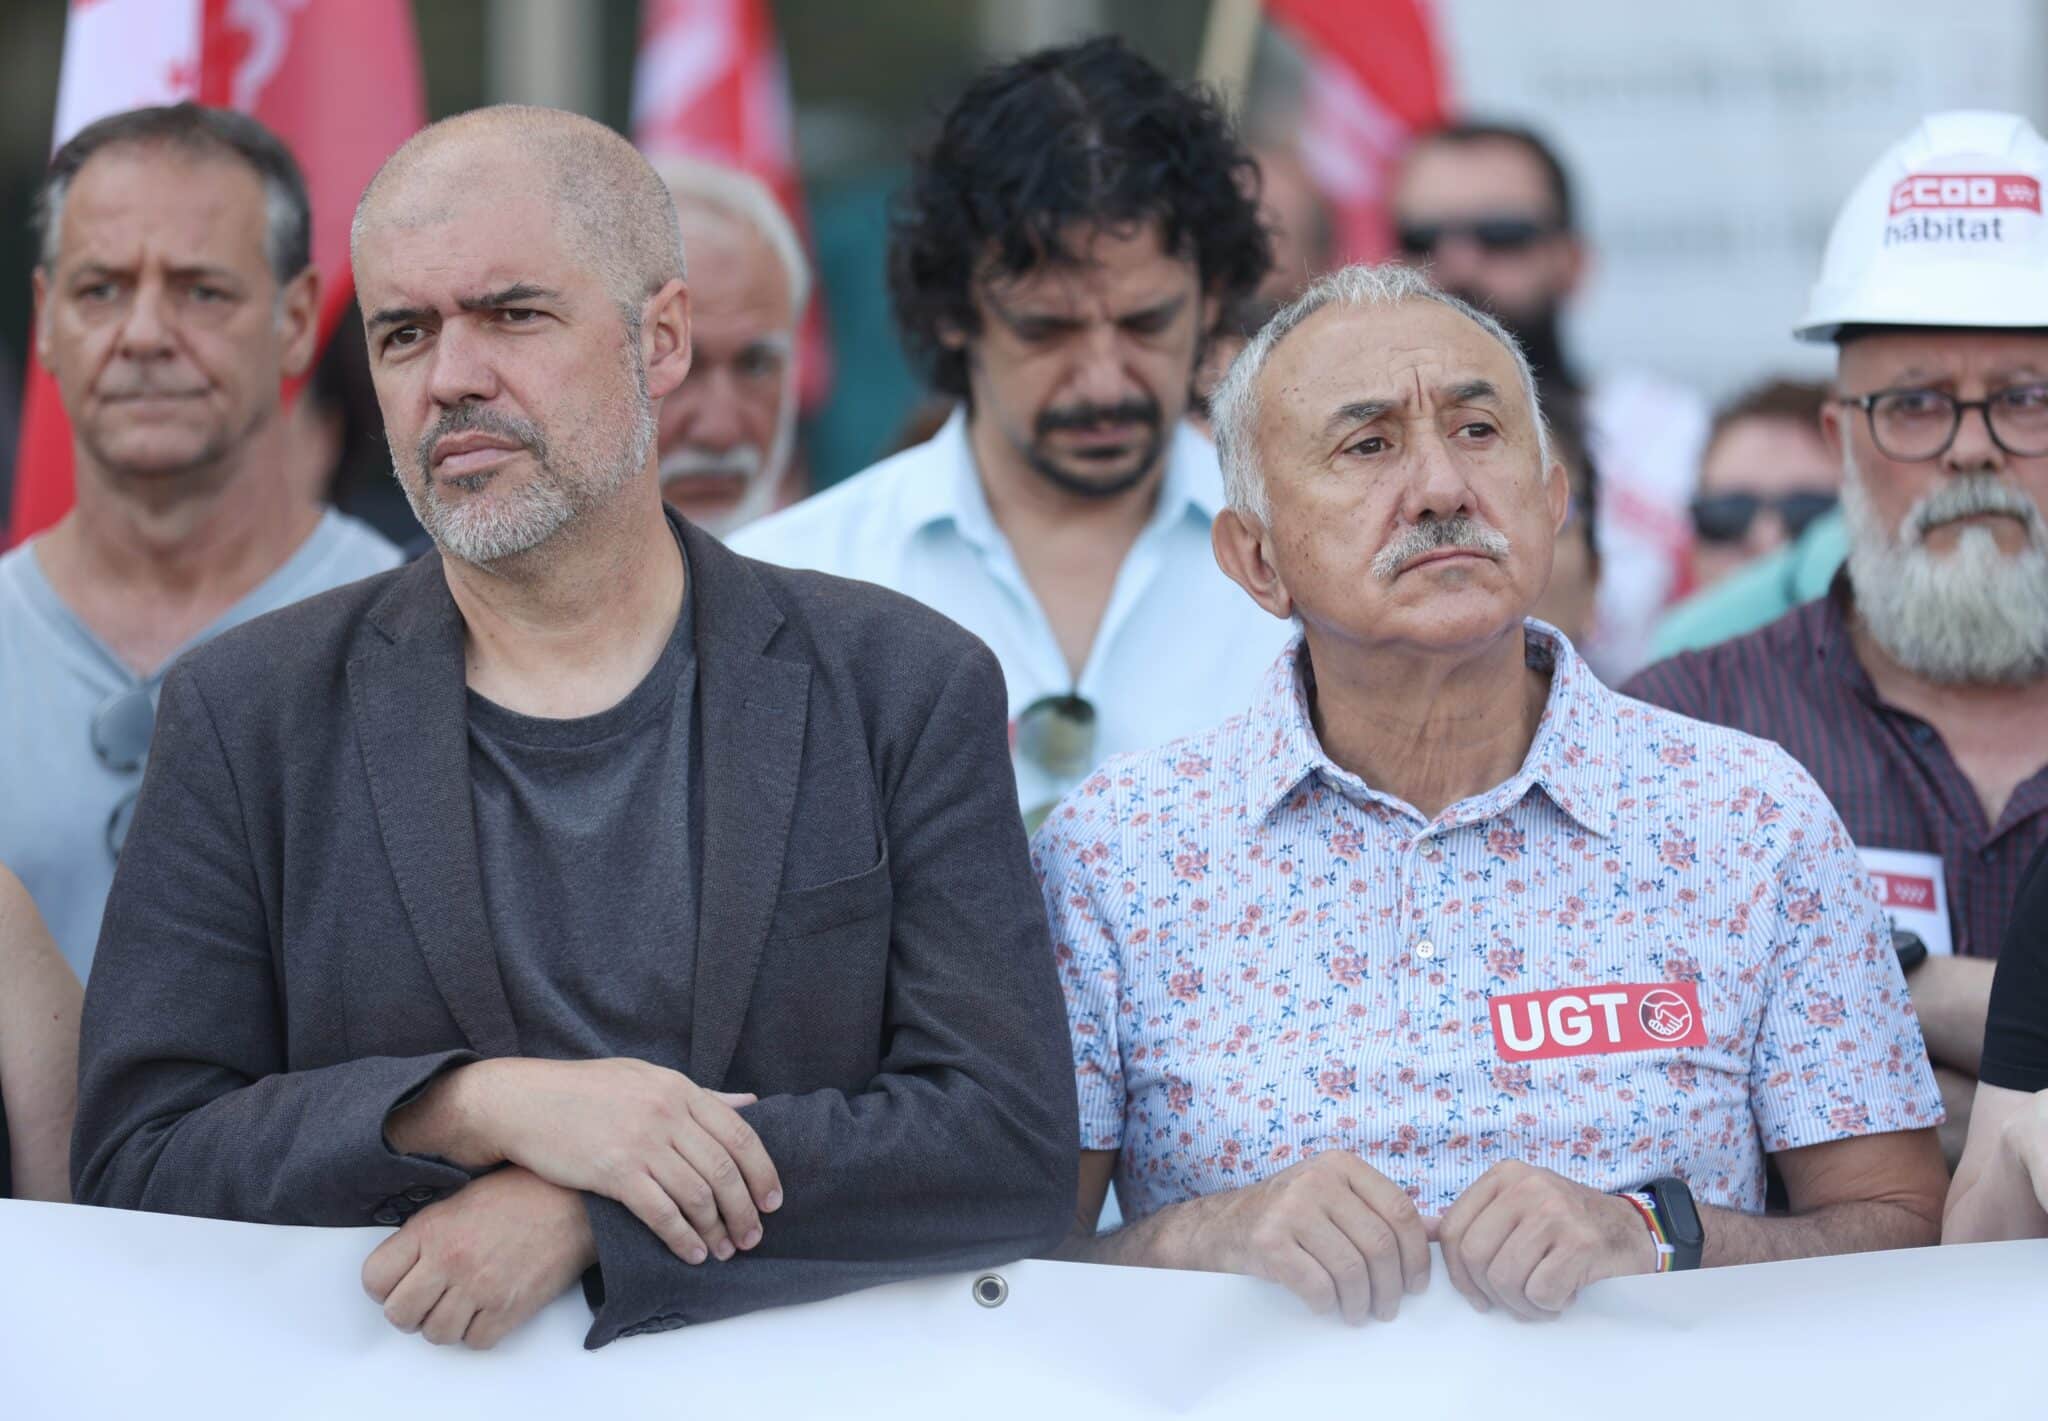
[1841,448,2048,685]
[658,377,797,539]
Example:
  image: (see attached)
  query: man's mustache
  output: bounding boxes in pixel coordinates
[1035,398,1161,437]
[97,373,209,399]
[660,444,763,483]
[416,405,546,478]
[1905,474,2048,546]
[1371,516,1513,581]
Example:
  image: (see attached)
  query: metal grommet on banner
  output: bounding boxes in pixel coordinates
[971,1272,1008,1308]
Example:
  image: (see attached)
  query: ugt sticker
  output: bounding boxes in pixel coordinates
[1489,982,1706,1062]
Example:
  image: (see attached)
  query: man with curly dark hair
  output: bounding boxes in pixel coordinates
[734,36,1291,825]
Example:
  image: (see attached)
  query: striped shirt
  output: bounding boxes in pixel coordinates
[1033,624,1941,1222]
[1624,579,2048,961]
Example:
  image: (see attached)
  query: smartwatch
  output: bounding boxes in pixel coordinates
[1642,1175,1704,1271]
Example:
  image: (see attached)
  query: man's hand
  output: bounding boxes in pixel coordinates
[361,1167,595,1350]
[1431,1161,1656,1319]
[1199,1150,1431,1324]
[389,1057,782,1265]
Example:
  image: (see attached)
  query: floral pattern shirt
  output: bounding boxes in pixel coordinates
[1033,624,1943,1222]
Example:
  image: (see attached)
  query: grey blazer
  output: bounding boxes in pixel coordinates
[72,517,1078,1346]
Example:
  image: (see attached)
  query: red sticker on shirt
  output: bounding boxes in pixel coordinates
[1870,871,1937,910]
[1489,982,1707,1061]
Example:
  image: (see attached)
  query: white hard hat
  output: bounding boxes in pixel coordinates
[1796,110,2048,342]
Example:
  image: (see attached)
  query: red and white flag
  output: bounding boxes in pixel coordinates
[632,0,832,409]
[7,0,425,547]
[1264,0,1452,263]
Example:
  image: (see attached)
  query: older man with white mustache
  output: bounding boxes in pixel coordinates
[1035,262,1946,1327]
[1629,112,2048,1167]
[650,157,806,538]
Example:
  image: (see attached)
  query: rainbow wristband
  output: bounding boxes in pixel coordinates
[1620,1190,1676,1274]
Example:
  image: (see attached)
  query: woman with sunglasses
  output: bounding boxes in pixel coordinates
[0,864,81,1202]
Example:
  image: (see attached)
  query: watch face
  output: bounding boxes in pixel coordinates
[1652,1177,1704,1247]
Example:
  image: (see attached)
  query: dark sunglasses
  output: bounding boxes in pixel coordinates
[1016,693,1097,834]
[90,684,156,860]
[1690,490,1838,545]
[1396,216,1561,258]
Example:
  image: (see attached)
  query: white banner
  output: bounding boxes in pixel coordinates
[2,1198,2042,1418]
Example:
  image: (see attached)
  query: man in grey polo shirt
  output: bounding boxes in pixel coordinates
[0,104,396,977]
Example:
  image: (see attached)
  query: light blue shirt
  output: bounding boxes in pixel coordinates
[731,412,1293,815]
[0,509,401,977]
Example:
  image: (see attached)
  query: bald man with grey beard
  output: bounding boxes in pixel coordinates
[71,104,1075,1350]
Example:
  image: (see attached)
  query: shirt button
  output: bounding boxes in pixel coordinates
[1908,723,1935,745]
[1415,940,1437,960]
[404,1186,437,1203]
[372,1208,402,1226]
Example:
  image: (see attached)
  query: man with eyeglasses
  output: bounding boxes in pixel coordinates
[731,39,1293,826]
[1391,121,1709,681]
[0,105,398,979]
[1629,112,2048,1162]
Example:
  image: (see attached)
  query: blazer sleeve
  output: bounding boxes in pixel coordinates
[580,639,1078,1346]
[71,663,476,1224]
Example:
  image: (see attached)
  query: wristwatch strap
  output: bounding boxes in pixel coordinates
[1619,1190,1676,1273]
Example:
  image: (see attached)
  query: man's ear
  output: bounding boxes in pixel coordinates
[1546,455,1570,537]
[1212,505,1295,623]
[1818,396,1846,463]
[277,266,322,380]
[31,267,51,369]
[643,277,692,399]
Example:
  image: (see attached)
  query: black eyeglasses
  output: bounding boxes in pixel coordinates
[1395,215,1562,258]
[1835,382,2048,462]
[1690,490,1838,545]
[1016,693,1097,833]
[90,684,156,860]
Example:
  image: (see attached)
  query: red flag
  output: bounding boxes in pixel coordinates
[1264,0,1452,263]
[632,0,833,410]
[6,0,425,547]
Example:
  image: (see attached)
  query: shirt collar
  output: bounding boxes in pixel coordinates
[894,408,1225,553]
[1243,619,1621,840]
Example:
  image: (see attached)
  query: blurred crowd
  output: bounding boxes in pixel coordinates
[2,27,2045,1355]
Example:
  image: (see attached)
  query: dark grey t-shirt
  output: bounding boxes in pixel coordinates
[468,578,697,1071]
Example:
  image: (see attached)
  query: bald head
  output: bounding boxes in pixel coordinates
[353,104,684,312]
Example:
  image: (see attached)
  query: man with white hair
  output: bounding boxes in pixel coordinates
[1035,261,1945,1325]
[650,157,806,536]
[1628,112,2048,1160]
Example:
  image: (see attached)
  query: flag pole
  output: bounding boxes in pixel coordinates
[1196,0,1263,105]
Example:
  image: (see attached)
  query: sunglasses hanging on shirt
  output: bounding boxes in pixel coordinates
[1016,693,1098,834]
[90,683,157,861]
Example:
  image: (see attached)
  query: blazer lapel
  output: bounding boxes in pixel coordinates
[347,557,521,1058]
[683,522,810,1088]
